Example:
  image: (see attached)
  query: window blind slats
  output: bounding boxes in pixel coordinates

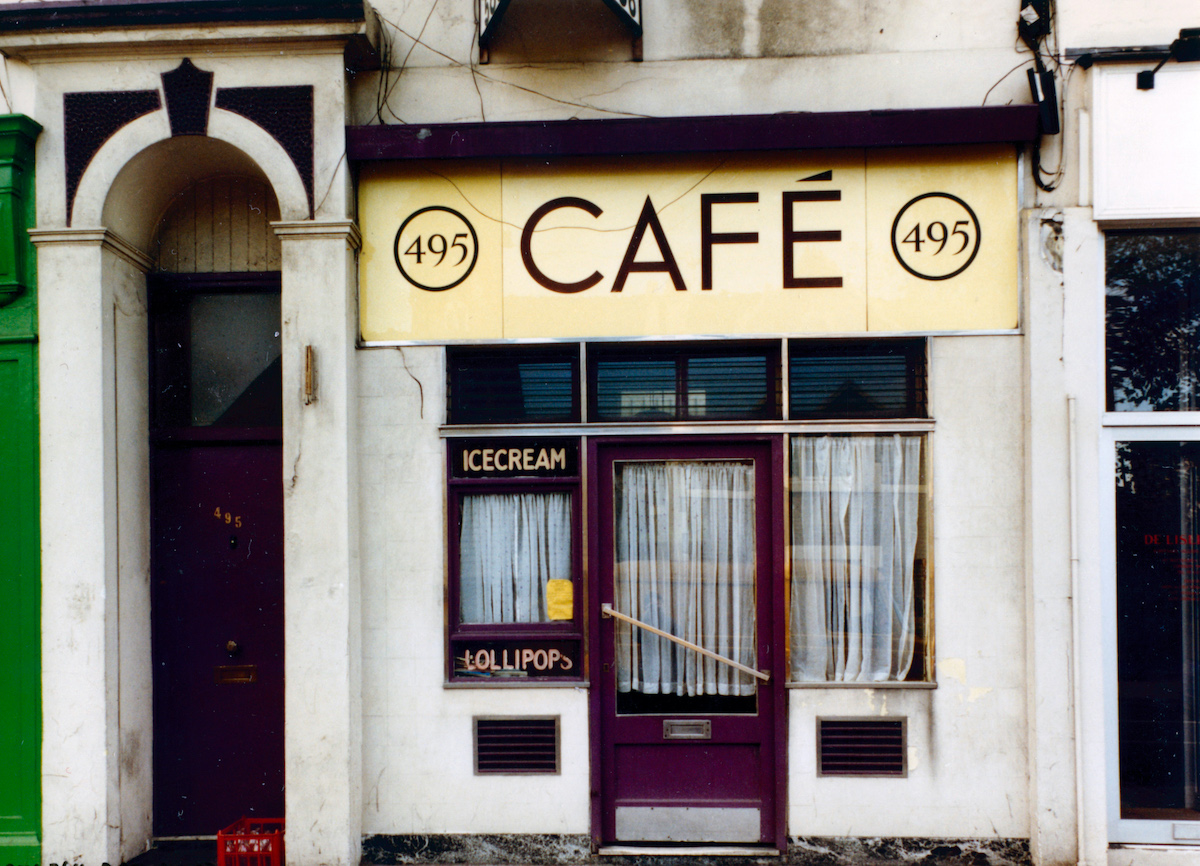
[448,348,578,424]
[591,344,779,421]
[789,340,926,419]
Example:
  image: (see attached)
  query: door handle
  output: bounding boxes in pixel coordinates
[225,639,242,658]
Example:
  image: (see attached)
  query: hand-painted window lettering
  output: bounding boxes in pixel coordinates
[451,438,578,478]
[453,639,580,679]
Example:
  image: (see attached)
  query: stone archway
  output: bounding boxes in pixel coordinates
[34,50,362,866]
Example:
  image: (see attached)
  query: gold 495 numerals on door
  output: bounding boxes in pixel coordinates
[213,506,243,528]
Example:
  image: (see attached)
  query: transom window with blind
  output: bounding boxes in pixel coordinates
[443,338,930,687]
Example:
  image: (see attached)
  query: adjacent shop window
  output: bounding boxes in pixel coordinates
[789,433,930,683]
[447,438,582,683]
[1106,229,1200,412]
[1114,441,1200,817]
[590,342,780,422]
[1107,231,1200,818]
[789,339,927,419]
[447,345,579,424]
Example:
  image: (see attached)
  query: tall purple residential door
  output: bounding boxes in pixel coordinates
[152,438,284,836]
[591,438,785,849]
[149,273,285,837]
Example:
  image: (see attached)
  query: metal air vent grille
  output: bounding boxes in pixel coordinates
[474,716,560,775]
[817,717,907,777]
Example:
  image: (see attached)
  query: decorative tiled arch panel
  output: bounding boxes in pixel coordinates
[64,89,161,223]
[63,59,315,223]
[215,86,314,216]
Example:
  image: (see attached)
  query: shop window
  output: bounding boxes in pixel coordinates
[590,342,780,422]
[1114,441,1200,818]
[447,438,583,683]
[1106,230,1200,832]
[459,491,571,624]
[1106,229,1200,412]
[789,339,927,420]
[447,345,579,424]
[789,433,930,683]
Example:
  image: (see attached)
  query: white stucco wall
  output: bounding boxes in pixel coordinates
[356,336,1031,839]
[1058,0,1196,52]
[358,346,591,835]
[791,335,1030,840]
[351,0,1033,125]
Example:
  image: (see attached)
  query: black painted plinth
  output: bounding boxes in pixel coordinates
[361,835,1032,866]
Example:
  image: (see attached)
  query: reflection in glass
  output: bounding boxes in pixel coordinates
[1107,231,1200,411]
[1116,441,1200,817]
[595,356,677,419]
[189,294,281,425]
[613,460,757,715]
[591,344,778,422]
[447,347,578,424]
[151,290,281,428]
[788,340,926,420]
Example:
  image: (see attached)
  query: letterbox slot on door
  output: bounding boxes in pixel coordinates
[663,719,711,739]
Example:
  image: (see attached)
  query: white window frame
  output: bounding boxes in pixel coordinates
[1100,224,1200,842]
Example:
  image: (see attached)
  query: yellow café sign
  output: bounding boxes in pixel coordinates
[358,145,1017,342]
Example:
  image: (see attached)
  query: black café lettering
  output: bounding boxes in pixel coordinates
[463,446,567,473]
[520,190,842,293]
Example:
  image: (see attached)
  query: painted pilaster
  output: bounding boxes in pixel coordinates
[0,113,41,866]
[1022,207,1080,866]
[275,220,362,866]
[30,228,152,866]
[1058,208,1108,866]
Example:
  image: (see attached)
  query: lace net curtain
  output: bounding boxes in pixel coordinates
[790,434,922,682]
[613,461,757,697]
[459,492,571,623]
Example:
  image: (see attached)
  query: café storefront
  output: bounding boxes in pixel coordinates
[351,129,1029,853]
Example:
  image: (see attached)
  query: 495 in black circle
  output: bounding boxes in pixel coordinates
[394,206,479,292]
[890,192,981,281]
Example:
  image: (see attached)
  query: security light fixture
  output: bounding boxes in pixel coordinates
[1137,28,1200,89]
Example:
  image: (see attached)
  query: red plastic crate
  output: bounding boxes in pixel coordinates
[218,818,285,866]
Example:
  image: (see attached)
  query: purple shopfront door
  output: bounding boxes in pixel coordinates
[150,274,284,837]
[592,438,785,849]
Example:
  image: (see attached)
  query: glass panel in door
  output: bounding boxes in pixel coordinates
[1116,441,1200,819]
[613,460,758,715]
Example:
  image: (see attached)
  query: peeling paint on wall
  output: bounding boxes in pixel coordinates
[939,657,968,684]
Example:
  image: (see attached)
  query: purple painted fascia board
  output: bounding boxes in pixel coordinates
[0,0,364,31]
[347,105,1040,162]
